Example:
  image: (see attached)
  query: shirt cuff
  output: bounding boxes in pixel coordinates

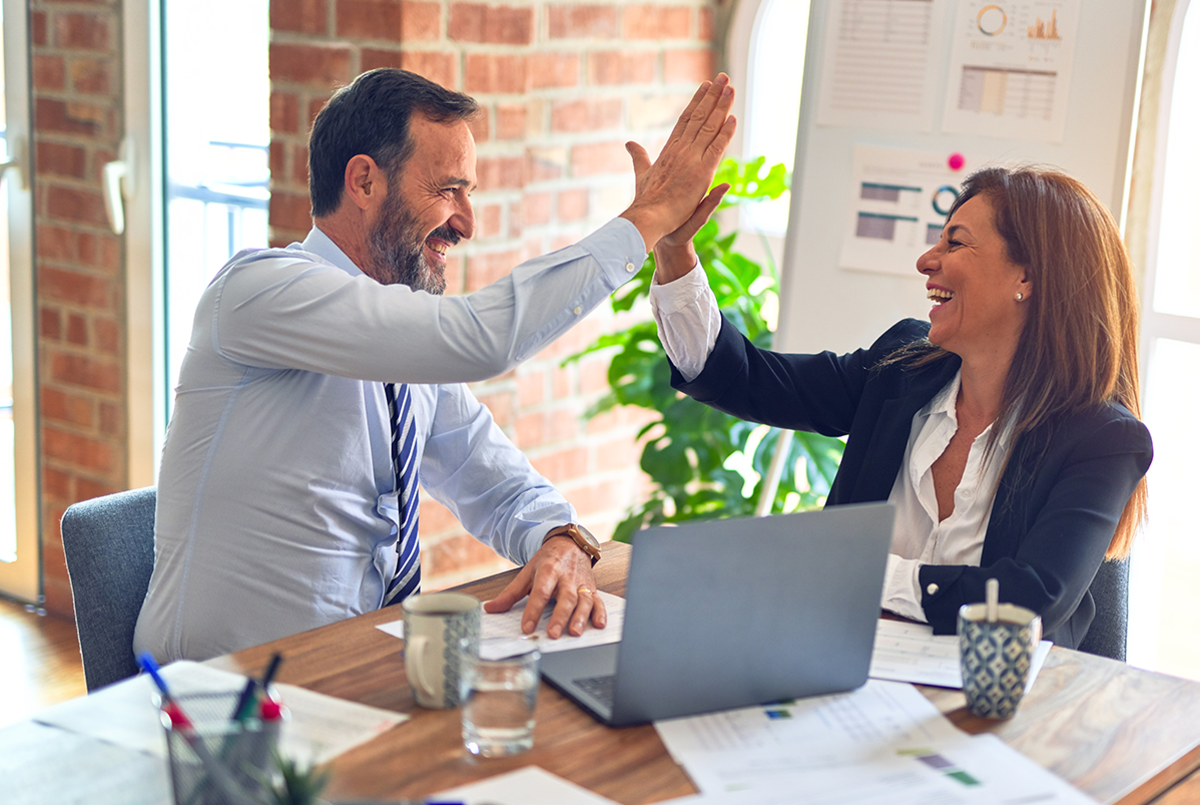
[649,263,721,384]
[578,218,650,291]
[648,261,710,314]
[881,553,928,623]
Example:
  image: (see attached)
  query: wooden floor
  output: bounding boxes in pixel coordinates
[0,597,86,730]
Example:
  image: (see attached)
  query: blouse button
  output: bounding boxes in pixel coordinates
[573,306,583,315]
[625,262,636,273]
[926,582,939,596]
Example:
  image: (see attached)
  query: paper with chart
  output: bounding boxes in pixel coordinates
[653,679,1095,804]
[869,618,1053,690]
[840,145,973,276]
[654,679,964,790]
[941,0,1080,142]
[376,590,625,659]
[656,732,1096,804]
[32,661,406,764]
[816,0,949,132]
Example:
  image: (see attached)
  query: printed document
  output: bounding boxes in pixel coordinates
[870,619,1052,690]
[376,590,625,659]
[658,732,1096,804]
[33,660,405,764]
[654,679,1095,803]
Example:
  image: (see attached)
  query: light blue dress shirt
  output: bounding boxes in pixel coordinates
[134,220,646,662]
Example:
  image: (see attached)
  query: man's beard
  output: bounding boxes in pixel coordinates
[366,189,456,295]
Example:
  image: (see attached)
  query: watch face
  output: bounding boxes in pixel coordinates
[575,524,600,549]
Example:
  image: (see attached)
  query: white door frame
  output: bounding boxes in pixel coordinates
[0,0,40,603]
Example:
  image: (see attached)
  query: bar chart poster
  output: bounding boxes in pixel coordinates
[941,0,1080,142]
[839,145,972,277]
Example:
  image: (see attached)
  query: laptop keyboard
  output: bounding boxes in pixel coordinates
[574,674,617,708]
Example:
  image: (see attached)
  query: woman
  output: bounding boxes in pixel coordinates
[649,166,1152,649]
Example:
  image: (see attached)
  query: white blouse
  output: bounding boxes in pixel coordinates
[649,267,1012,621]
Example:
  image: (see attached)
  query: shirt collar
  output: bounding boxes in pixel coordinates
[299,226,365,278]
[919,369,961,422]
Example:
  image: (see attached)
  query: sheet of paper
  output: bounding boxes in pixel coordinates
[816,0,948,132]
[33,660,406,765]
[869,619,1052,692]
[838,145,974,277]
[376,590,625,659]
[432,766,619,805]
[940,0,1080,142]
[0,720,171,805]
[656,732,1096,804]
[654,679,963,771]
[655,679,1093,803]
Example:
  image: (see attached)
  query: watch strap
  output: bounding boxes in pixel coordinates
[543,523,601,566]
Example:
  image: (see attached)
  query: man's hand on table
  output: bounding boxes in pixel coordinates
[483,537,608,639]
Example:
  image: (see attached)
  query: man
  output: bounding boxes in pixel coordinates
[134,68,735,662]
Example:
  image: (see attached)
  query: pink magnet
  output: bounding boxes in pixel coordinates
[948,153,965,171]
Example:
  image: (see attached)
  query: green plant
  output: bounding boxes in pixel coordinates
[262,751,331,805]
[566,157,846,542]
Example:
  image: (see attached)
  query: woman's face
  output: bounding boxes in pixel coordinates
[917,195,1031,363]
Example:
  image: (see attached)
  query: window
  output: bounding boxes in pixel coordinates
[1128,0,1200,681]
[162,0,269,420]
[124,0,269,481]
[740,0,811,238]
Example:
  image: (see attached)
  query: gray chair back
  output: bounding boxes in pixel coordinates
[1076,558,1129,661]
[61,487,157,691]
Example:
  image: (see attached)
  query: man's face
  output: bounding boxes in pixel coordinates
[366,114,477,294]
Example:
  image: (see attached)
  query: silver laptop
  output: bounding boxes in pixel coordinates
[540,502,895,727]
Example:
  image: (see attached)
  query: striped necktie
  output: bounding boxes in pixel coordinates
[382,382,422,606]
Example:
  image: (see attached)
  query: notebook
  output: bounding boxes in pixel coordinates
[540,502,896,727]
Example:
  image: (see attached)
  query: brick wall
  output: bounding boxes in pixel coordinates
[268,0,718,588]
[30,0,127,617]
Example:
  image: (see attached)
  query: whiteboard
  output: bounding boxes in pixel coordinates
[775,0,1149,356]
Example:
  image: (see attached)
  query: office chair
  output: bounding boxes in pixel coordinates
[1076,558,1130,662]
[60,487,157,691]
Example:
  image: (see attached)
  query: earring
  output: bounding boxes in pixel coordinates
[1016,292,1024,301]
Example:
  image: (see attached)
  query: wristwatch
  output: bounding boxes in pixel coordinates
[543,523,601,566]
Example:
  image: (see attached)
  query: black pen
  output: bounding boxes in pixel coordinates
[230,675,258,723]
[260,652,284,692]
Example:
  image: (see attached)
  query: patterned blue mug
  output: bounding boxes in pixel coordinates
[402,592,481,708]
[957,602,1042,719]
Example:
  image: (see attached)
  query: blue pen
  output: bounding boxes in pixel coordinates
[138,651,174,704]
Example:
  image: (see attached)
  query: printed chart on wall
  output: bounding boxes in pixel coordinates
[840,145,972,276]
[816,0,949,133]
[941,0,1080,142]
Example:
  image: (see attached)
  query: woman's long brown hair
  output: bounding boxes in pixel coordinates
[894,166,1147,559]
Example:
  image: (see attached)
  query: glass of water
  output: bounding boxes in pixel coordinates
[460,637,541,757]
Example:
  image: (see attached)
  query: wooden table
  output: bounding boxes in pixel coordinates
[208,542,1200,804]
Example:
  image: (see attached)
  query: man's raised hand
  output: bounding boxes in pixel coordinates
[620,74,737,252]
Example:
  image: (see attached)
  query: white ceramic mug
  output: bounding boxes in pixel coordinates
[401,592,481,709]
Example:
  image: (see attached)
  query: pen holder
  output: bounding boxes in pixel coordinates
[160,690,287,805]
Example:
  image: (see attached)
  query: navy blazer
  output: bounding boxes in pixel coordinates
[672,318,1153,649]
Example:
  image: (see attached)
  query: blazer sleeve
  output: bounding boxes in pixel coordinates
[918,410,1153,641]
[670,317,930,437]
